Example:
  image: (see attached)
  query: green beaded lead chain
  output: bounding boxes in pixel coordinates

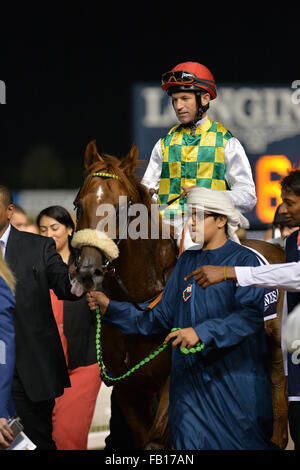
[95,308,205,384]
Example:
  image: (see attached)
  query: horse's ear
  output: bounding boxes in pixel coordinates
[84,140,103,170]
[120,143,139,175]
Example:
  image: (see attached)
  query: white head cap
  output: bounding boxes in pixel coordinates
[187,187,249,243]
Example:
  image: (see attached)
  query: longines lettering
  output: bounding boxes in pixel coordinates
[141,85,300,153]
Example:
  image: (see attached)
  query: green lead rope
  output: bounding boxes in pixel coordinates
[95,308,205,384]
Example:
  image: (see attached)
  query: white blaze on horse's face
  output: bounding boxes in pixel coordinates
[96,186,103,203]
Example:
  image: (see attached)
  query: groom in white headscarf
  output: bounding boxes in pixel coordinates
[175,184,251,251]
[86,186,278,450]
[185,186,250,248]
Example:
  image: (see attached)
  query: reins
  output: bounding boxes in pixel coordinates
[74,171,143,309]
[95,307,205,385]
[75,171,178,311]
[75,171,205,384]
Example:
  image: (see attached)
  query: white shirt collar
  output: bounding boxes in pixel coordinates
[195,115,207,128]
[0,224,11,257]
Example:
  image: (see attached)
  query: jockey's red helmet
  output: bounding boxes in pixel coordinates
[161,61,217,100]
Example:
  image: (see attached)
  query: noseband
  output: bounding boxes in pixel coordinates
[72,171,142,306]
[73,170,132,259]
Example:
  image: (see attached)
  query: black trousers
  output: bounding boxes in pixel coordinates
[12,375,56,450]
[289,402,300,450]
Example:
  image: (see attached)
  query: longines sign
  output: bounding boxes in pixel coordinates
[132,83,300,227]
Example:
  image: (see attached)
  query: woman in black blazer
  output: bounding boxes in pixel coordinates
[37,206,101,450]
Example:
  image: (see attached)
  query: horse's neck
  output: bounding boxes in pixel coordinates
[114,237,177,302]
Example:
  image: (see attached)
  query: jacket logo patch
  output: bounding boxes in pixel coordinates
[183,284,192,302]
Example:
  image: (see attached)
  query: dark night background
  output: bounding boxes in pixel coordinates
[0,3,298,189]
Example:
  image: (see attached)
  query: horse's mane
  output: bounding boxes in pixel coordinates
[86,153,153,211]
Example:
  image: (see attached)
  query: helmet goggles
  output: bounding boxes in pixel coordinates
[161,70,216,98]
[161,70,203,86]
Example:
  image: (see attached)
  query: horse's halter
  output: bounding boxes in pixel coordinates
[73,172,123,221]
[73,170,175,311]
[73,171,133,273]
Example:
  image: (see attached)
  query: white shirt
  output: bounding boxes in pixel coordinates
[141,116,257,214]
[0,224,11,258]
[235,261,300,292]
[235,256,300,385]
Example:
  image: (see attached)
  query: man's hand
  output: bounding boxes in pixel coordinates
[180,185,197,198]
[86,291,109,315]
[0,418,14,449]
[164,327,200,350]
[184,265,237,288]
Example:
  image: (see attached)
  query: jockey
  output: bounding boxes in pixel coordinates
[141,61,256,249]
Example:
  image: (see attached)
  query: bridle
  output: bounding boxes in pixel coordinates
[73,171,125,226]
[73,171,141,307]
[73,171,133,257]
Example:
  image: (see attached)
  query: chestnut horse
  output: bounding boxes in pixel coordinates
[73,140,288,449]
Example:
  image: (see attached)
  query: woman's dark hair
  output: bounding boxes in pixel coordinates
[36,205,75,249]
[280,169,300,196]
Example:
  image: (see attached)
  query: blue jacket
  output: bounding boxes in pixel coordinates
[0,276,16,418]
[105,240,278,450]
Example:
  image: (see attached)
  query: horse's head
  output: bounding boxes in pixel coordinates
[72,139,145,291]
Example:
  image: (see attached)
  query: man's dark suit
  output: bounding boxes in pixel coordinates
[5,225,77,449]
